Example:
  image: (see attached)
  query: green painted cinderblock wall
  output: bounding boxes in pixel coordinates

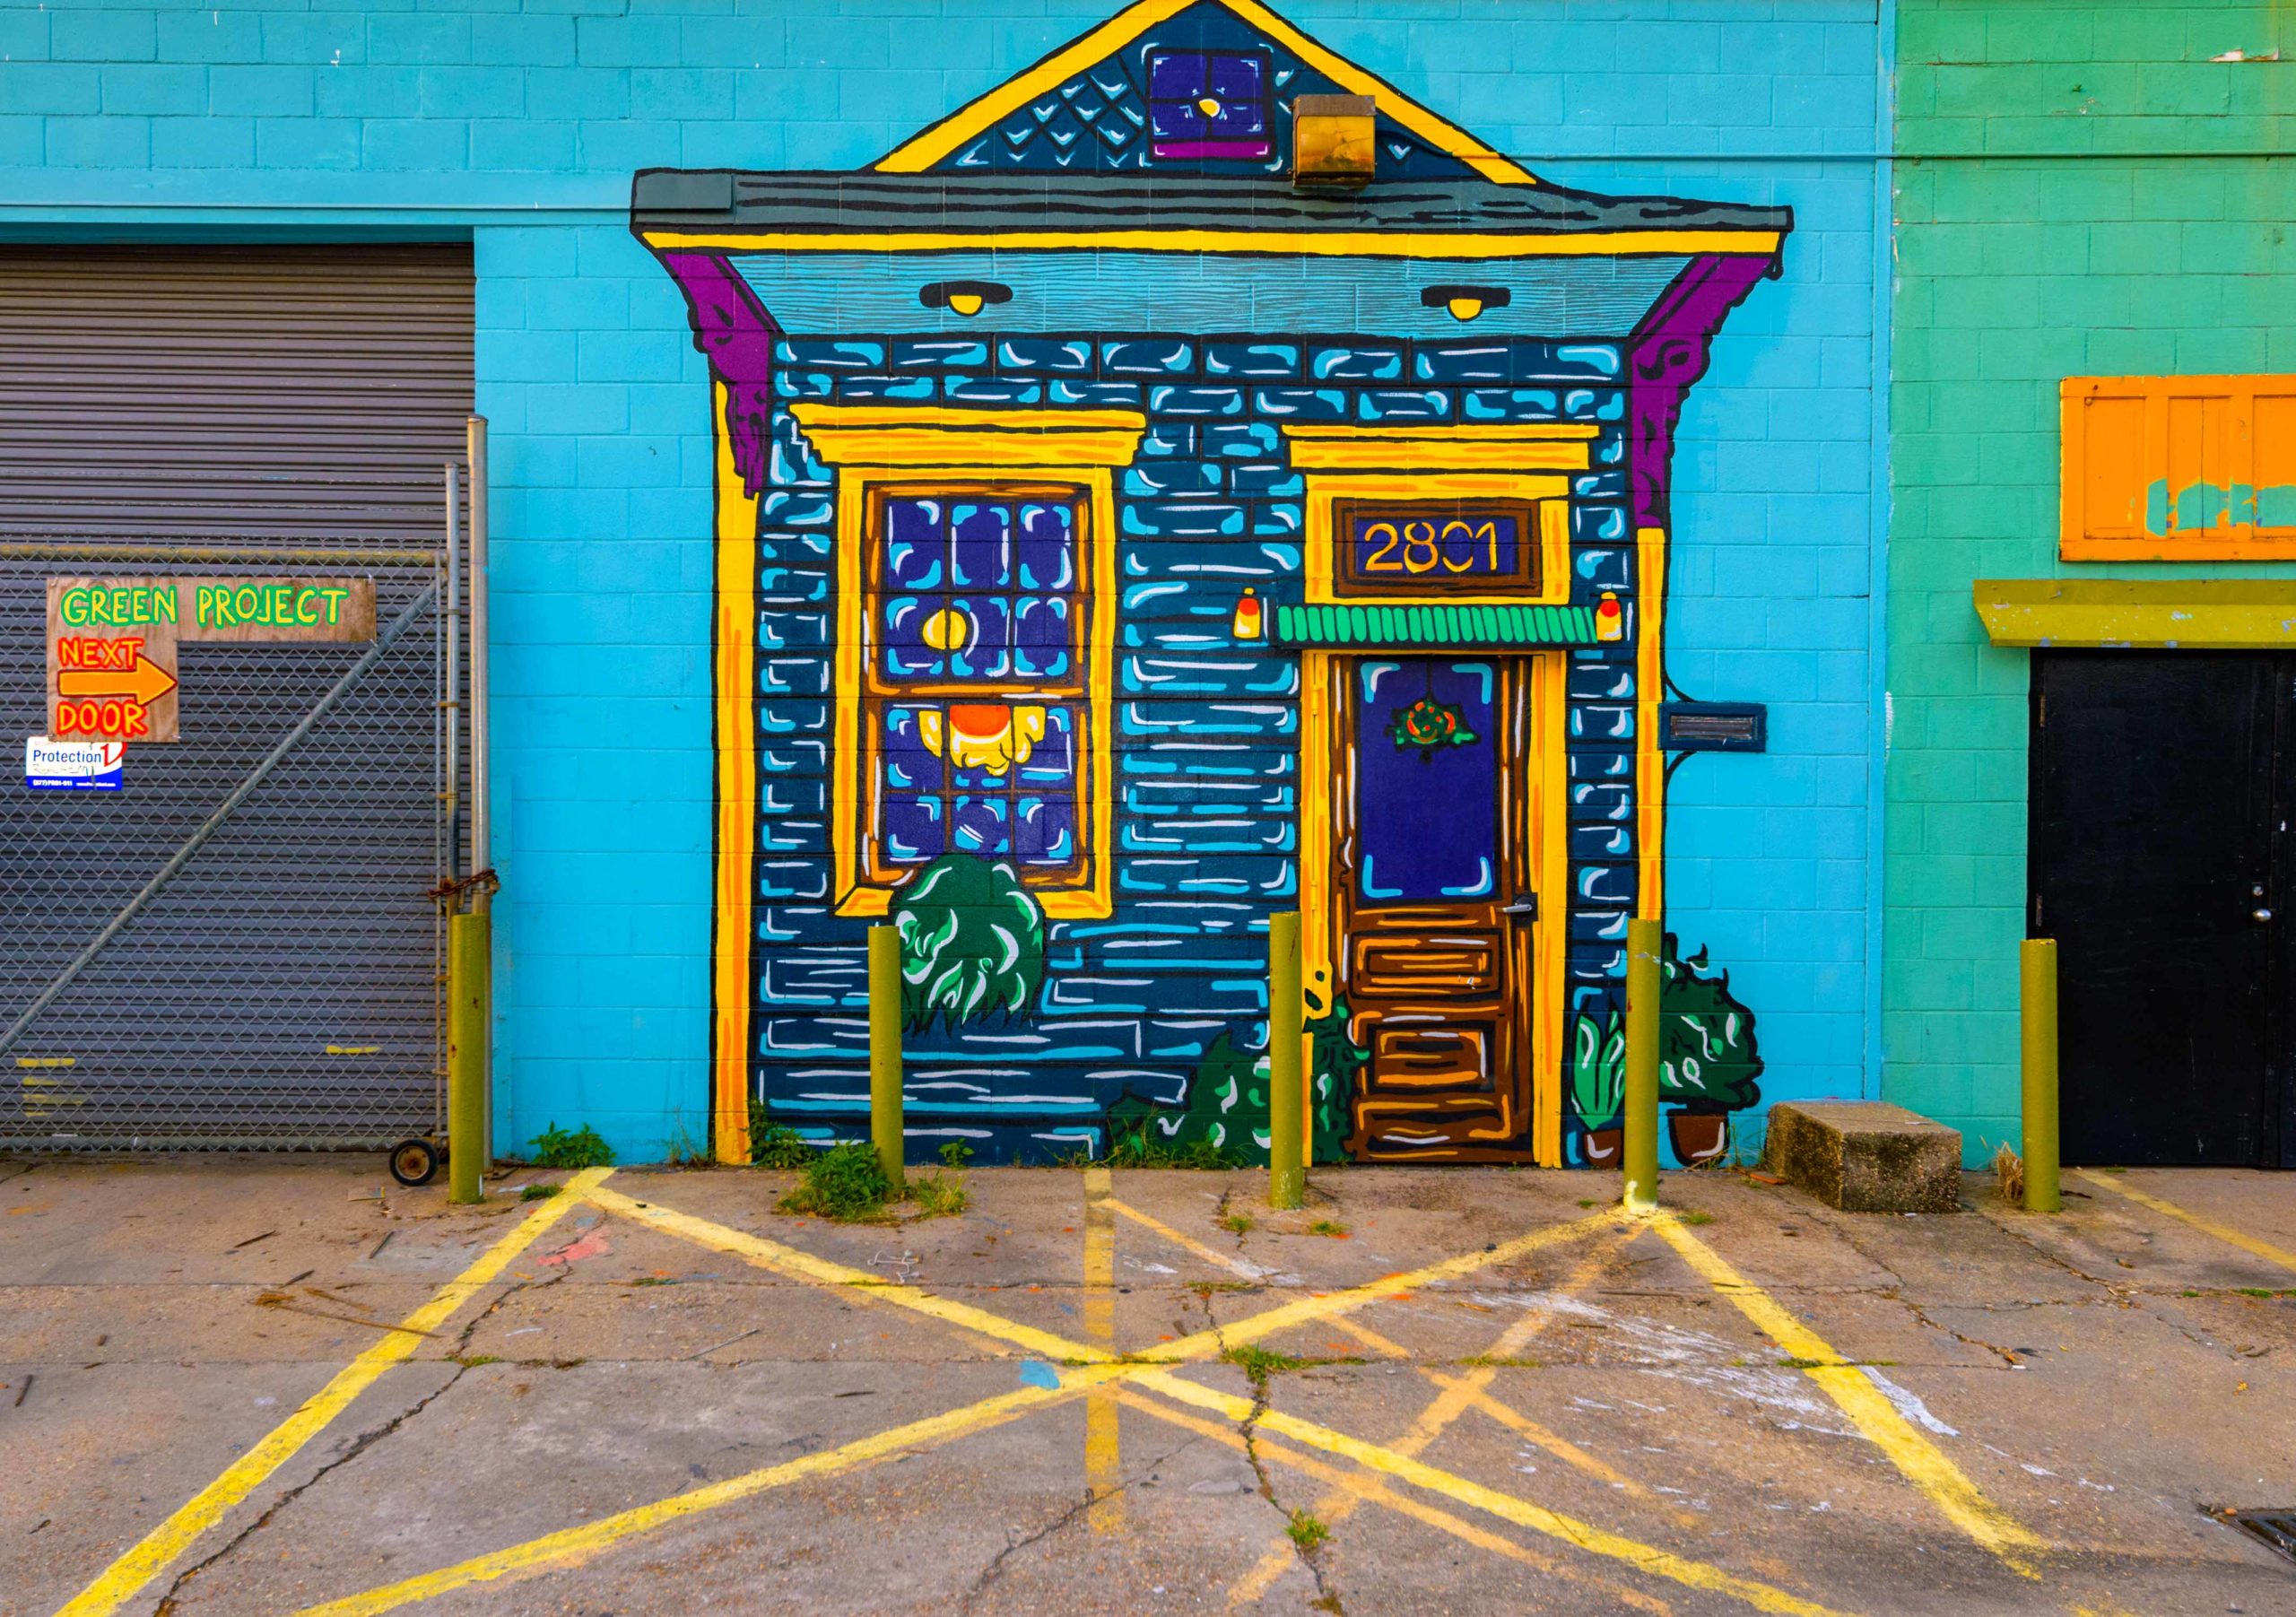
[1885,0,2296,1160]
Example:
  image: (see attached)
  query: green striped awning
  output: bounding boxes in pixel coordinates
[1271,601,1602,648]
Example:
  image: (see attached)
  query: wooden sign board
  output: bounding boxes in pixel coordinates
[46,578,377,744]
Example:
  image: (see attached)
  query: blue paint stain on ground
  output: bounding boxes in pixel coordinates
[1019,1360,1063,1390]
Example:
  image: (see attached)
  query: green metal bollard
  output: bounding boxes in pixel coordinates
[1267,910,1304,1211]
[2020,938,2061,1213]
[1622,917,1662,1212]
[868,925,904,1193]
[447,910,489,1205]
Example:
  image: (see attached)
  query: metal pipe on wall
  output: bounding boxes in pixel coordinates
[466,416,491,889]
[441,462,462,888]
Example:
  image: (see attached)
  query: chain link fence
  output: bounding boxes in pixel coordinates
[0,532,455,1150]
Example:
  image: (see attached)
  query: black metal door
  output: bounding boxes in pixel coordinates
[2031,652,2287,1166]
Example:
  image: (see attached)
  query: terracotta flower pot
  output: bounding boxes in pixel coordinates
[1582,1127,1624,1166]
[1667,1111,1730,1165]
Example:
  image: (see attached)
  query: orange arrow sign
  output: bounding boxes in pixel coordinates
[57,654,177,705]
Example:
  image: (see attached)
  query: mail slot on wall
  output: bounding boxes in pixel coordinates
[1660,701,1766,752]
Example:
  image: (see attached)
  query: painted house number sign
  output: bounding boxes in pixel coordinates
[1335,500,1538,591]
[45,577,378,743]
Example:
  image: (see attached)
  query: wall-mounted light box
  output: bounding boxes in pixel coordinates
[1659,701,1766,752]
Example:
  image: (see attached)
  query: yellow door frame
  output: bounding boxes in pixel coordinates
[1298,648,1569,1165]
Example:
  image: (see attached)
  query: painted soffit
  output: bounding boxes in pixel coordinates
[1976,579,2296,649]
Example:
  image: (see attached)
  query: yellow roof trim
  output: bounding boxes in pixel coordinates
[639,227,1782,261]
[1285,423,1602,441]
[872,0,1541,186]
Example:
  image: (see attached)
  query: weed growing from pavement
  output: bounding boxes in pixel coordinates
[751,1126,817,1170]
[938,1141,975,1169]
[780,1142,893,1220]
[1306,1219,1348,1238]
[907,1171,970,1218]
[518,1184,561,1203]
[1105,1127,1241,1169]
[1578,1197,1601,1208]
[450,1354,500,1369]
[1459,1354,1541,1369]
[1287,1509,1330,1552]
[1222,1212,1256,1237]
[1991,1143,2026,1205]
[1677,1210,1713,1225]
[527,1123,614,1169]
[1222,1344,1304,1381]
[777,1140,970,1222]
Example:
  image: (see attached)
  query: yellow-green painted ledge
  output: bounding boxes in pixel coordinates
[1974,579,2296,649]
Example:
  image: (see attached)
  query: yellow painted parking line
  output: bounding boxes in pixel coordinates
[294,1367,1135,1617]
[2072,1169,2296,1275]
[1230,1239,1679,1606]
[1106,1195,1264,1278]
[55,1167,613,1617]
[1160,1206,1628,1363]
[1118,1389,1676,1616]
[1645,1213,2046,1573]
[1082,1165,1124,1533]
[1130,1368,1852,1617]
[587,1184,1109,1363]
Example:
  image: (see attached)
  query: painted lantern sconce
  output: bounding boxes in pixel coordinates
[638,0,1789,1168]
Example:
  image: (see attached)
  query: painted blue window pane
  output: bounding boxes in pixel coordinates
[879,596,943,680]
[882,708,943,793]
[1015,502,1075,590]
[1015,797,1076,865]
[1011,596,1070,677]
[882,795,944,864]
[1147,51,1270,153]
[883,498,944,589]
[949,502,1012,589]
[944,596,1011,680]
[1015,704,1075,787]
[950,795,1010,856]
[1353,659,1499,903]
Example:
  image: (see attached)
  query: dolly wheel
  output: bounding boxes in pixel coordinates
[387,1138,440,1187]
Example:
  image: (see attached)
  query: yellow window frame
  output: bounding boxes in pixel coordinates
[827,464,1119,921]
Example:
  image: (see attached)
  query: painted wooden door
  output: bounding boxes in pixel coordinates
[1332,655,1540,1161]
[2031,651,2292,1167]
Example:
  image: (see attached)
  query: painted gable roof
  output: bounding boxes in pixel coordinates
[875,0,1537,185]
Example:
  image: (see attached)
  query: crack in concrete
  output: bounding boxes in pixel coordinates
[151,1362,473,1615]
[957,1433,1200,1613]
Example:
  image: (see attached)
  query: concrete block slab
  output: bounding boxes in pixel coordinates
[1763,1100,1964,1213]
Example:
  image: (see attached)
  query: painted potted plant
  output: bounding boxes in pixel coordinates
[1657,934,1762,1163]
[1570,1007,1627,1164]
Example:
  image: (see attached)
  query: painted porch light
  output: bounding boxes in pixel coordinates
[1420,284,1512,323]
[1231,587,1264,640]
[1596,591,1624,642]
[1148,49,1272,160]
[919,281,1012,317]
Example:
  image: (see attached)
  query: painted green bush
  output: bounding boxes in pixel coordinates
[890,854,1046,1032]
[1567,935,1763,1129]
[1660,934,1762,1113]
[1570,1008,1627,1132]
[1107,993,1365,1166]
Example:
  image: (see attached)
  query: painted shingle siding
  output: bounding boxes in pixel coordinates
[749,330,1642,1161]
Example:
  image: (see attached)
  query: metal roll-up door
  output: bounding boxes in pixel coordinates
[0,245,474,1149]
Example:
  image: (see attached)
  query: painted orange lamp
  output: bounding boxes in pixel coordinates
[1232,587,1264,640]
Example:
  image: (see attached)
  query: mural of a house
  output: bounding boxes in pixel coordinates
[633,0,1791,1168]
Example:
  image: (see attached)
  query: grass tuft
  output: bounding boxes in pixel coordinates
[1286,1509,1330,1552]
[907,1170,970,1220]
[1676,1210,1712,1226]
[1222,1343,1303,1381]
[1306,1219,1349,1238]
[527,1123,613,1169]
[1991,1142,2025,1206]
[518,1184,560,1203]
[778,1141,893,1221]
[1222,1212,1256,1238]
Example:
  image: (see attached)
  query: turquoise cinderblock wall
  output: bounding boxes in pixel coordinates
[3,0,1886,1163]
[1885,0,2296,1162]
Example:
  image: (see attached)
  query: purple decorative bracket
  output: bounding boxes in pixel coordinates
[658,252,779,497]
[1625,251,1780,531]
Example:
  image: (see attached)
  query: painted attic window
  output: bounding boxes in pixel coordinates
[2061,375,2296,560]
[1147,49,1273,160]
